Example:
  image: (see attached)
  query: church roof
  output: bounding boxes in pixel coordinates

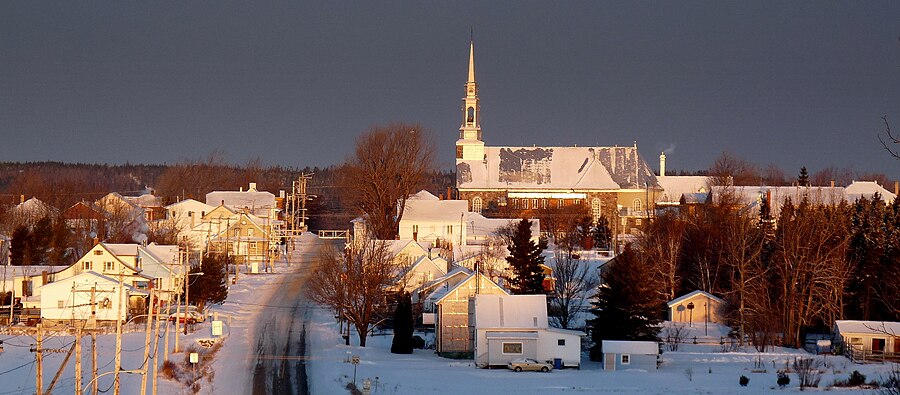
[457,146,659,191]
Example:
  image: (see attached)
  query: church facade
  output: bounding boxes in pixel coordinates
[454,40,661,235]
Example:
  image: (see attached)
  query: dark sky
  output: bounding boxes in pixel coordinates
[2,2,899,178]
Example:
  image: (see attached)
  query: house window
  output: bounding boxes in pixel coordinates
[873,338,886,352]
[100,298,111,309]
[83,261,93,271]
[94,250,103,256]
[472,197,483,213]
[621,217,627,226]
[249,241,257,249]
[248,228,255,237]
[502,342,523,354]
[447,225,453,234]
[104,262,114,272]
[233,229,240,237]
[558,339,566,346]
[633,198,642,212]
[636,218,642,226]
[591,198,602,221]
[58,300,65,309]
[187,211,193,217]
[621,354,630,365]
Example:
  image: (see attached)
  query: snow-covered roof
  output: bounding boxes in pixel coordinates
[401,193,468,224]
[457,146,659,191]
[104,244,140,256]
[39,270,147,294]
[123,194,162,208]
[845,181,897,203]
[165,198,216,211]
[484,331,539,339]
[143,244,179,265]
[657,176,710,202]
[429,272,506,304]
[681,193,709,204]
[11,197,55,215]
[408,190,440,201]
[834,320,900,336]
[601,340,659,355]
[475,294,548,329]
[667,290,726,307]
[710,185,846,216]
[206,186,276,212]
[0,265,68,278]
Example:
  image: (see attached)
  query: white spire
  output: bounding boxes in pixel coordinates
[467,40,476,84]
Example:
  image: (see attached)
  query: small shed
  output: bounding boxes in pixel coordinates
[834,320,900,362]
[667,290,725,325]
[601,340,659,371]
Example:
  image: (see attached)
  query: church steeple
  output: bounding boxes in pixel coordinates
[456,38,485,162]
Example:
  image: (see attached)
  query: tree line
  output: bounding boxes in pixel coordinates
[589,189,900,357]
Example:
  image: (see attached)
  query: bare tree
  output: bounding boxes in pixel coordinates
[879,116,900,160]
[720,212,767,346]
[307,238,400,347]
[548,250,598,329]
[339,123,435,240]
[640,212,685,302]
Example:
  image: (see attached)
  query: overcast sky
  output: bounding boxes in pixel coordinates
[2,1,899,178]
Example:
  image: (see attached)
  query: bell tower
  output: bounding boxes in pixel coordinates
[456,39,485,162]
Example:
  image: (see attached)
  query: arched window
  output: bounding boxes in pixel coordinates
[472,197,483,213]
[633,198,643,213]
[591,198,602,222]
[467,107,475,123]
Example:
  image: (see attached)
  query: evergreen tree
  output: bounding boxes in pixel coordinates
[187,253,229,312]
[798,167,810,186]
[390,292,414,354]
[29,216,53,265]
[588,245,662,361]
[506,219,546,294]
[49,218,72,265]
[592,217,612,251]
[10,225,32,266]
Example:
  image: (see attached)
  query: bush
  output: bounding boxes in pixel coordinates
[777,372,791,388]
[739,375,749,386]
[849,370,867,386]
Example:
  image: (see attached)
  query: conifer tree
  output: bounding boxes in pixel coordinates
[798,167,810,186]
[29,216,53,265]
[390,292,414,354]
[588,245,662,361]
[592,217,612,251]
[10,225,32,266]
[506,219,546,294]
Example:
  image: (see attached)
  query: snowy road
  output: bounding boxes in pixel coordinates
[250,237,333,395]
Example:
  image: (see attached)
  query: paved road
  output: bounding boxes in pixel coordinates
[250,237,331,395]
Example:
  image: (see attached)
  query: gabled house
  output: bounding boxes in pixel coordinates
[137,243,183,300]
[207,212,271,266]
[600,340,660,371]
[52,243,154,291]
[474,294,583,368]
[397,256,447,294]
[39,271,147,327]
[165,199,216,243]
[834,320,900,362]
[426,271,508,357]
[667,290,726,325]
[206,182,277,218]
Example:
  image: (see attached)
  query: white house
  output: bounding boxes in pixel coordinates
[834,320,900,362]
[600,340,660,371]
[165,199,216,242]
[39,271,147,326]
[474,294,583,369]
[137,243,183,300]
[667,290,726,325]
[206,182,277,218]
[398,256,447,294]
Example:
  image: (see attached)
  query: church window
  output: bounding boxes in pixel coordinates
[467,107,475,123]
[532,199,538,209]
[574,199,581,206]
[591,198,602,222]
[541,199,547,209]
[633,199,643,213]
[472,197,483,213]
[557,199,563,209]
[523,199,529,209]
[456,146,463,159]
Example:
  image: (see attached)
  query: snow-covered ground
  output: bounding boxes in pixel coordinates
[306,312,897,395]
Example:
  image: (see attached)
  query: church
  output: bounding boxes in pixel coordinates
[454,40,661,235]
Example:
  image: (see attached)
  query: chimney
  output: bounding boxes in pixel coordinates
[447,187,452,200]
[93,237,100,246]
[249,182,257,191]
[830,180,835,188]
[42,271,48,286]
[659,152,666,177]
[279,190,285,198]
[240,187,243,192]
[895,181,899,196]
[20,194,25,204]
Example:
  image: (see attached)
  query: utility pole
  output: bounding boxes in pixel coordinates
[174,250,183,353]
[91,331,98,395]
[75,327,83,395]
[184,246,190,336]
[114,271,124,395]
[35,324,43,395]
[151,291,163,395]
[140,289,154,395]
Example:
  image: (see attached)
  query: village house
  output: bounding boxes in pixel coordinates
[473,294,583,369]
[206,211,273,268]
[38,271,147,327]
[206,182,278,219]
[164,198,216,245]
[667,290,726,326]
[425,271,508,358]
